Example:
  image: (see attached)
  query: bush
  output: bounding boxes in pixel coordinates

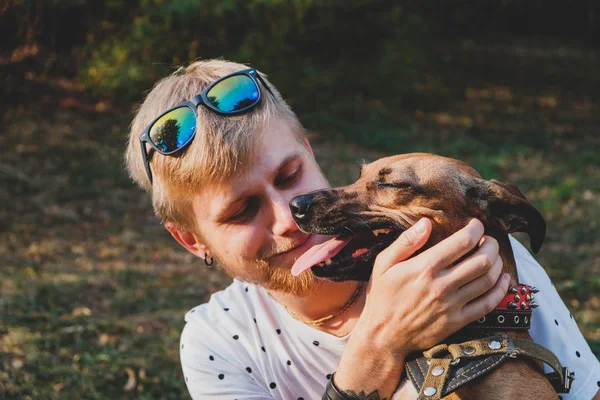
[77,1,429,110]
[2,1,430,113]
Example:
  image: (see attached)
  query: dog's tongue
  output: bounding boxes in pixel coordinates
[291,237,352,276]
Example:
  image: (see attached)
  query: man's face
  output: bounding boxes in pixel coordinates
[191,118,331,296]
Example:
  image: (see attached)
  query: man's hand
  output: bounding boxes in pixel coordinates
[358,217,509,354]
[333,217,509,398]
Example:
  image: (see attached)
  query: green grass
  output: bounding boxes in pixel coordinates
[2,38,599,399]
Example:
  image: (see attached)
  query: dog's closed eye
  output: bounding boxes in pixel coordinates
[376,182,413,189]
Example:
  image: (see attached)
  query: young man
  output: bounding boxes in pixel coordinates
[125,60,600,399]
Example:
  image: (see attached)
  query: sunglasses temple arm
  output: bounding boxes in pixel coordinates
[256,74,276,99]
[139,139,154,185]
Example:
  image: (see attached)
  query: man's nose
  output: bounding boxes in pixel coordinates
[289,194,313,222]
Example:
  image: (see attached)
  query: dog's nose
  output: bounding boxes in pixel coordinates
[289,195,313,221]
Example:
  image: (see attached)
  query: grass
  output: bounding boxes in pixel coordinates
[1,38,599,399]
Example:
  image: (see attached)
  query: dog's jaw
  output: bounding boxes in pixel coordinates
[311,259,375,282]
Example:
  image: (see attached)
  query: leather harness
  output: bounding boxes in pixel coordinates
[405,285,575,399]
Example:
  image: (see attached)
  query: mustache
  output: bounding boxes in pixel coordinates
[259,234,310,259]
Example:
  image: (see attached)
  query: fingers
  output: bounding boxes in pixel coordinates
[415,219,485,272]
[460,273,511,323]
[373,218,431,275]
[454,245,503,303]
[442,235,500,290]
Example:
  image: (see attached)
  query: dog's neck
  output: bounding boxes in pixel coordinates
[486,229,520,285]
[453,229,531,341]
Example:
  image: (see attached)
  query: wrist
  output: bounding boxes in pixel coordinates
[322,373,347,400]
[334,326,407,399]
[350,318,411,360]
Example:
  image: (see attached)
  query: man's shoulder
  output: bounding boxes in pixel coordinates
[179,279,275,371]
[510,234,545,271]
[509,235,535,261]
[509,235,555,288]
[183,279,260,328]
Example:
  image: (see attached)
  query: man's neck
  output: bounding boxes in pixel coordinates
[267,280,366,335]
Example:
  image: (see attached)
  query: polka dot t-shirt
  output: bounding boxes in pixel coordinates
[180,237,600,399]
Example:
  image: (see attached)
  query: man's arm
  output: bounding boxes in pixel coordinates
[331,334,407,399]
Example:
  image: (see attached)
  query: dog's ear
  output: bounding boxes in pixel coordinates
[467,178,546,253]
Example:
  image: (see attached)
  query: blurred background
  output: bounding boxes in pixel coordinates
[1,1,599,398]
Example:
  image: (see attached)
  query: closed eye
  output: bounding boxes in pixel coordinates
[275,163,302,188]
[376,182,412,189]
[226,197,260,223]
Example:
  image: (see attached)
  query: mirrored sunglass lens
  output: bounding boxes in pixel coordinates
[207,75,259,112]
[149,107,196,153]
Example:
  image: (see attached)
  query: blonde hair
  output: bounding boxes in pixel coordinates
[125,59,304,232]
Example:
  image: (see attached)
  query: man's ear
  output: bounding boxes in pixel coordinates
[165,222,208,258]
[467,178,546,253]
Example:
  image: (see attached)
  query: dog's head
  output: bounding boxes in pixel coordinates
[290,153,546,282]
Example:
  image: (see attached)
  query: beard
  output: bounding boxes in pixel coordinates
[248,258,322,297]
[211,238,324,297]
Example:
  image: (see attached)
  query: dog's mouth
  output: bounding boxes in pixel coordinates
[291,227,403,281]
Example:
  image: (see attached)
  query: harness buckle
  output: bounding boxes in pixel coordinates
[546,367,575,393]
[506,336,518,358]
[563,367,575,393]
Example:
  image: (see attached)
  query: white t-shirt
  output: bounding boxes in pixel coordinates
[180,237,600,399]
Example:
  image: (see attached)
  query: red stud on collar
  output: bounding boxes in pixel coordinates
[496,284,539,310]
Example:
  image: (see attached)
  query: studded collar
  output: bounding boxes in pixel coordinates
[465,284,538,331]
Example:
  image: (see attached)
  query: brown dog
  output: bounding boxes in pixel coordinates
[289,153,561,399]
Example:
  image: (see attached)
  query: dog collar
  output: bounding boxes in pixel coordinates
[466,284,538,331]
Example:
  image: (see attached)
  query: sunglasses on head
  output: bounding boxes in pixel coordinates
[139,68,274,184]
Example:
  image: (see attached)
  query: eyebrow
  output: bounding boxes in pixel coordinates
[378,168,392,177]
[214,152,303,221]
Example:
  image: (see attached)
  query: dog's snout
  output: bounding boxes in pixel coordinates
[289,195,313,221]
